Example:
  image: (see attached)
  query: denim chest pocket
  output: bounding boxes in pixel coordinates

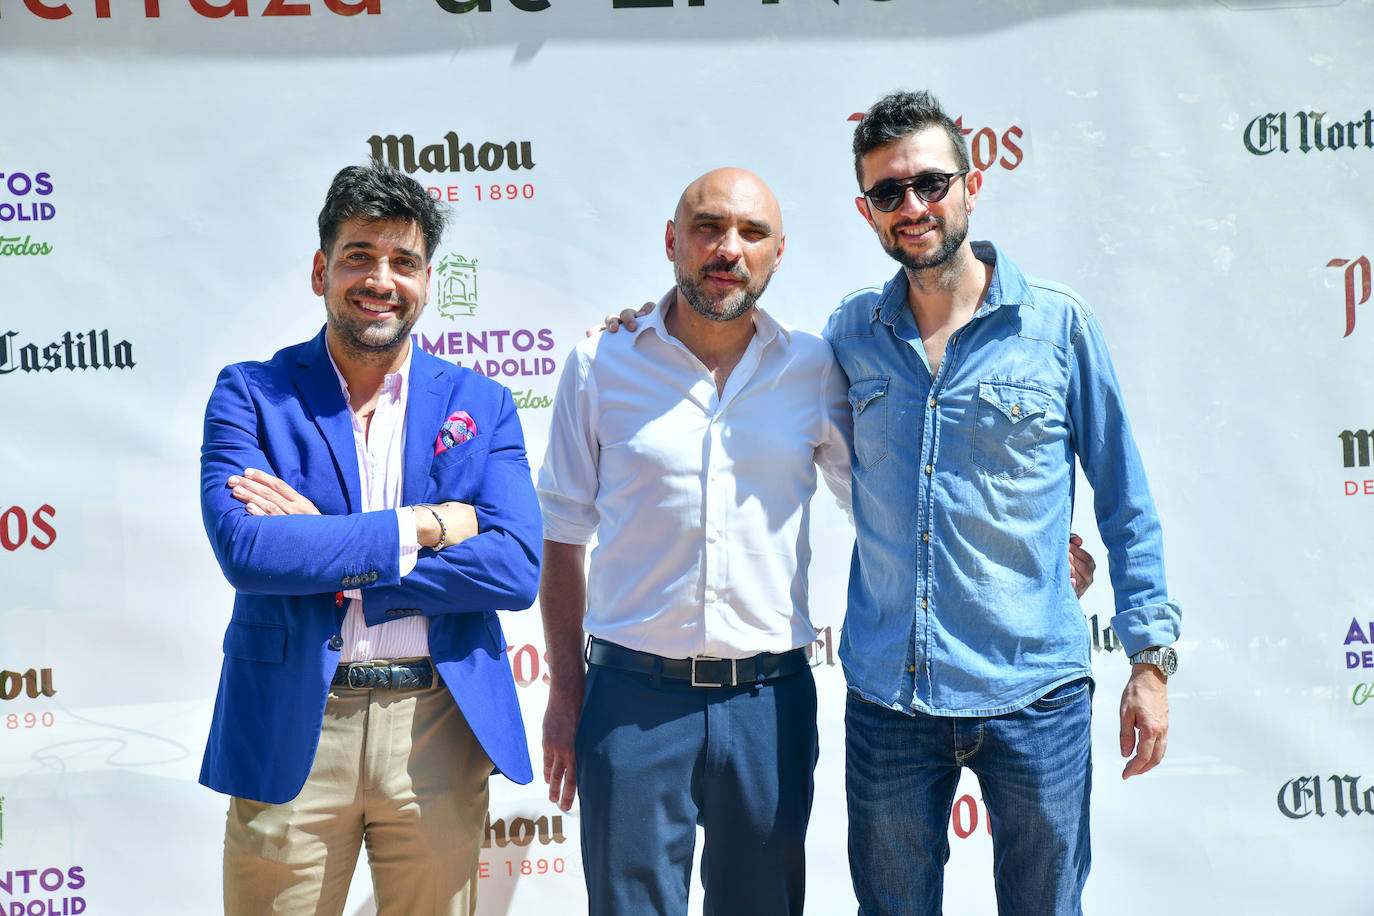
[847,376,889,469]
[971,380,1051,479]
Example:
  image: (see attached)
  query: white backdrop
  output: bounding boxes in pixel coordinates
[2,1,1373,913]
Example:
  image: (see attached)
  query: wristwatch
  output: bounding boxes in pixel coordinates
[1129,646,1178,677]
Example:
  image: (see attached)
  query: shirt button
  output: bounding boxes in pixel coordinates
[328,635,343,650]
[908,664,916,674]
[1011,404,1022,417]
[921,598,928,609]
[929,397,937,408]
[925,464,933,475]
[922,531,930,543]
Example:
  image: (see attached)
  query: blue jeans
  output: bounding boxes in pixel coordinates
[845,678,1093,916]
[575,662,818,916]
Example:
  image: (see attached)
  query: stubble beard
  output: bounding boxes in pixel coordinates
[325,284,418,365]
[675,259,772,324]
[882,211,968,275]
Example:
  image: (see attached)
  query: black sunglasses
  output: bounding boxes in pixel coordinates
[862,169,970,212]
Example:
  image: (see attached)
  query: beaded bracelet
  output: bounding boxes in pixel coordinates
[423,505,448,550]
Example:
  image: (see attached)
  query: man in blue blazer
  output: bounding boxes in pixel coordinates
[198,162,542,915]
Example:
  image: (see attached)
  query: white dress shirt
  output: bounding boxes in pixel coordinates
[328,345,427,662]
[537,303,852,659]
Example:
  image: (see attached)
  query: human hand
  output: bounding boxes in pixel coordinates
[585,301,655,337]
[543,684,584,811]
[1069,533,1096,599]
[1119,663,1169,779]
[228,468,320,516]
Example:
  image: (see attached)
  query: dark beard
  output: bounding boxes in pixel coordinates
[882,216,967,273]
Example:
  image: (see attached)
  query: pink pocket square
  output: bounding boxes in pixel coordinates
[435,411,477,455]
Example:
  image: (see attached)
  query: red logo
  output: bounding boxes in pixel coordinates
[19,0,377,20]
[1328,256,1371,338]
[0,505,56,552]
[847,114,1025,172]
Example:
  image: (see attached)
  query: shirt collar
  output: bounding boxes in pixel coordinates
[872,240,1032,329]
[637,290,790,351]
[326,341,412,408]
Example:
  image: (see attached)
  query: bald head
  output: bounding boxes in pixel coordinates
[667,168,785,323]
[674,167,783,236]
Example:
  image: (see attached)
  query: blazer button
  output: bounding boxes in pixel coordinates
[368,571,378,583]
[328,635,344,650]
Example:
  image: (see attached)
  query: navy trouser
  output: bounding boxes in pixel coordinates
[575,661,819,916]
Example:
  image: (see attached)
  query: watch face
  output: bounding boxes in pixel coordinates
[1160,647,1178,676]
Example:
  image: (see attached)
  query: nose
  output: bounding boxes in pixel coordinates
[364,258,397,292]
[715,228,744,261]
[895,185,929,216]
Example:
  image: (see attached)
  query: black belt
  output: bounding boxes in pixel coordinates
[586,637,809,688]
[332,660,433,690]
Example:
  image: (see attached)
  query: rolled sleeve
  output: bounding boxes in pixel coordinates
[537,345,601,545]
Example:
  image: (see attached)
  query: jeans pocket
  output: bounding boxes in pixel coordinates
[971,379,1050,479]
[1031,677,1092,710]
[847,376,889,469]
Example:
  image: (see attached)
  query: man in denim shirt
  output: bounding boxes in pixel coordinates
[826,91,1182,915]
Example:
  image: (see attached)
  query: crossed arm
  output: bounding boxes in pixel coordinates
[200,365,541,615]
[226,468,476,549]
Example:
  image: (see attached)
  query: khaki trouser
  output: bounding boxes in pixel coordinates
[223,671,491,916]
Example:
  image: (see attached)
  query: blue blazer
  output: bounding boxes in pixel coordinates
[198,329,541,804]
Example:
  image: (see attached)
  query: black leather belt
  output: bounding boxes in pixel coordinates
[586,637,808,687]
[332,660,433,690]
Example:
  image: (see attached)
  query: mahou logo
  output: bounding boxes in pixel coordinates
[1328,257,1370,338]
[0,669,56,701]
[367,132,535,176]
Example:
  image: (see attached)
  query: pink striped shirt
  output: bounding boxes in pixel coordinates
[329,345,428,662]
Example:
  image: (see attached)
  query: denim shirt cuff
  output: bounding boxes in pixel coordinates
[1110,600,1183,657]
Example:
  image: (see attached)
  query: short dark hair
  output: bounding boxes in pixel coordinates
[852,90,970,188]
[317,161,446,263]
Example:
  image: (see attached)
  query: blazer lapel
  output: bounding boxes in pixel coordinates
[292,330,363,513]
[403,349,451,506]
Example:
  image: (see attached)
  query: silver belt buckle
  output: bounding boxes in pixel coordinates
[690,655,736,688]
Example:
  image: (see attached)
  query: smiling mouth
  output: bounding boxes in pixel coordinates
[896,221,939,240]
[349,294,405,316]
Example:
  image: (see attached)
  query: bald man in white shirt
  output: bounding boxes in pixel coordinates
[536,168,851,916]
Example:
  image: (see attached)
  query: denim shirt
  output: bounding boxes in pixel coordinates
[823,241,1181,716]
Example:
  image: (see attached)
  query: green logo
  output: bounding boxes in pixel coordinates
[436,253,478,319]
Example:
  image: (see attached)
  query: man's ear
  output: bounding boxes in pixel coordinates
[664,219,677,263]
[854,197,878,234]
[310,250,327,295]
[964,168,984,214]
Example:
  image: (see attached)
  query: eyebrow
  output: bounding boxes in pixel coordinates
[339,240,424,261]
[691,211,775,235]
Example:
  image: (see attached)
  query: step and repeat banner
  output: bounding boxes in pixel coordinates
[2,1,1372,913]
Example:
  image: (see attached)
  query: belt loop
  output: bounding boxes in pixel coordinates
[651,656,662,690]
